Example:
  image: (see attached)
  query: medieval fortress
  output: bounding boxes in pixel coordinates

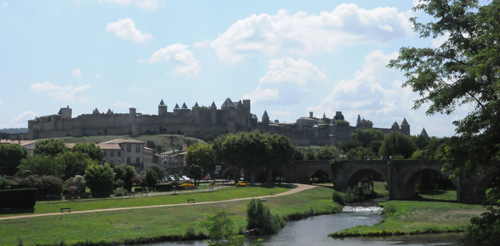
[19,98,411,146]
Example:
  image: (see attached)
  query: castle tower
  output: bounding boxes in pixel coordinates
[329,117,336,146]
[158,99,167,116]
[420,127,429,138]
[129,107,137,122]
[262,110,269,126]
[58,106,72,119]
[400,118,410,135]
[391,121,400,131]
[93,108,100,114]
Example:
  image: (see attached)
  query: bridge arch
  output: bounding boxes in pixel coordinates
[402,168,458,201]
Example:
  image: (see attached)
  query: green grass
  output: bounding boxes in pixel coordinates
[419,190,457,201]
[52,134,205,152]
[0,187,341,246]
[372,181,389,197]
[0,186,290,217]
[330,200,485,237]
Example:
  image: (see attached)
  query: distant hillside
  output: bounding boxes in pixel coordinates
[0,128,28,134]
[50,134,206,153]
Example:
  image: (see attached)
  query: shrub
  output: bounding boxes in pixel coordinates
[114,179,125,188]
[155,183,173,192]
[73,175,86,193]
[383,204,396,218]
[247,198,285,234]
[0,188,37,209]
[345,186,360,203]
[114,187,129,197]
[114,164,136,191]
[20,175,63,200]
[84,163,114,197]
[144,169,158,188]
[332,191,345,205]
[0,177,12,189]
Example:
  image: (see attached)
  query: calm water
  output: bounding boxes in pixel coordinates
[139,206,461,246]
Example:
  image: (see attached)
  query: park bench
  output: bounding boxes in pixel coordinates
[187,199,195,203]
[60,208,71,213]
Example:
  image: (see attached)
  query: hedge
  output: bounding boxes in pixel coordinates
[155,183,173,192]
[0,188,37,209]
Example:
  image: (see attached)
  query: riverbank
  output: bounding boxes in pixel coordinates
[329,200,485,237]
[0,187,341,246]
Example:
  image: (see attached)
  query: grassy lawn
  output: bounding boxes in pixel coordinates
[330,200,485,237]
[372,181,389,197]
[419,190,457,201]
[0,187,340,246]
[0,186,290,217]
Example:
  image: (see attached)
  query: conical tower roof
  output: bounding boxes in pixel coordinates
[263,110,269,118]
[222,98,235,107]
[210,101,217,109]
[174,103,180,109]
[392,121,399,128]
[106,109,113,115]
[159,99,165,106]
[420,127,429,137]
[93,108,100,114]
[181,103,188,109]
[401,118,409,125]
[323,112,326,119]
[193,102,199,108]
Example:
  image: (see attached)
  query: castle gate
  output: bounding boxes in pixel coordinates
[287,160,500,204]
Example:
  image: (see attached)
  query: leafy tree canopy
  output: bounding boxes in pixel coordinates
[71,143,104,162]
[16,155,65,178]
[378,132,416,159]
[0,144,28,176]
[84,163,114,196]
[33,139,68,157]
[186,143,214,185]
[352,129,384,148]
[58,151,95,179]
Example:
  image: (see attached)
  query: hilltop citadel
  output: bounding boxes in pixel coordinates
[15,98,414,146]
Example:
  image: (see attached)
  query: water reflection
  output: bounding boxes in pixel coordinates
[138,206,461,246]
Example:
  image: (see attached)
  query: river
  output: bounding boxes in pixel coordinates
[138,206,462,246]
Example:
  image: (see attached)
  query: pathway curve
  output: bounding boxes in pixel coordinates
[0,184,316,221]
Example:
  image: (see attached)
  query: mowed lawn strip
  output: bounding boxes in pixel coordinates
[0,186,290,217]
[0,187,340,246]
[330,200,485,237]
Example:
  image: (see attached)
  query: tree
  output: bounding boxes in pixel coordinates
[266,134,295,184]
[314,146,339,161]
[378,132,416,159]
[346,146,377,160]
[186,143,214,186]
[387,1,500,244]
[147,163,166,181]
[84,163,114,197]
[114,164,136,191]
[0,144,27,176]
[246,199,284,234]
[144,169,158,188]
[16,155,65,178]
[57,151,95,179]
[352,129,384,148]
[33,139,68,157]
[200,210,263,246]
[71,143,104,162]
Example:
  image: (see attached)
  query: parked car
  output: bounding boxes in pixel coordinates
[182,175,191,181]
[202,176,210,180]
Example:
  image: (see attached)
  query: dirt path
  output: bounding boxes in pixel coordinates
[0,184,316,221]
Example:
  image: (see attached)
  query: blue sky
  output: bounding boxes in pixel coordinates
[0,0,473,137]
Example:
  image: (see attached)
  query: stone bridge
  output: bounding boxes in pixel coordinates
[283,160,500,204]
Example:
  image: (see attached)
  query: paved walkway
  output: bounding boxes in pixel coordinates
[0,183,316,221]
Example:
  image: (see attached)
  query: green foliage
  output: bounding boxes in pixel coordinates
[84,163,114,196]
[378,132,416,159]
[246,199,285,234]
[114,187,129,197]
[63,175,86,193]
[352,129,384,148]
[0,188,37,209]
[201,210,263,246]
[20,175,64,199]
[147,163,166,181]
[335,120,350,127]
[114,164,136,191]
[71,142,104,162]
[33,139,68,157]
[344,186,360,203]
[346,146,377,160]
[332,191,345,205]
[0,144,27,176]
[186,143,214,184]
[58,151,95,179]
[339,140,362,153]
[16,154,65,178]
[144,169,158,188]
[315,146,339,160]
[0,177,12,189]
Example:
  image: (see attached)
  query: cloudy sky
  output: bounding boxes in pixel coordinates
[0,0,475,137]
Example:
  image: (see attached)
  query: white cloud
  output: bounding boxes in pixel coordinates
[432,33,450,48]
[210,5,412,63]
[142,43,201,77]
[246,57,328,105]
[12,111,37,123]
[2,3,7,7]
[114,102,133,108]
[95,74,101,79]
[130,85,140,91]
[194,40,210,48]
[106,18,152,43]
[242,86,279,103]
[98,0,162,10]
[71,68,82,76]
[30,82,91,102]
[259,57,328,86]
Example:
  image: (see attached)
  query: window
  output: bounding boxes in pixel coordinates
[127,145,131,152]
[118,151,121,157]
[136,157,140,164]
[110,151,114,157]
[127,157,131,164]
[136,145,140,153]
